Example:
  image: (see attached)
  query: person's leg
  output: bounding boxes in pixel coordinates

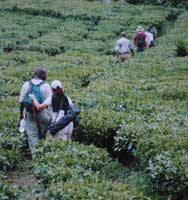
[118,53,131,62]
[137,47,144,52]
[65,122,73,140]
[56,122,73,141]
[25,113,39,155]
[38,109,51,138]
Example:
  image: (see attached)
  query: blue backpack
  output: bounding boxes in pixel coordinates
[23,80,45,113]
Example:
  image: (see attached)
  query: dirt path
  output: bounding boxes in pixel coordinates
[5,159,38,200]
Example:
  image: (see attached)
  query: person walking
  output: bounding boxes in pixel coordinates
[29,80,79,141]
[134,26,147,52]
[19,67,52,155]
[115,32,134,62]
[145,27,154,48]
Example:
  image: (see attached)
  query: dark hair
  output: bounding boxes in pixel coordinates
[52,89,69,114]
[120,32,126,37]
[34,67,47,80]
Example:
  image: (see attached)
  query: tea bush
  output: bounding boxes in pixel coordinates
[0,133,22,171]
[0,183,24,200]
[33,139,150,200]
[113,11,188,195]
[40,178,150,200]
[33,140,112,185]
[0,0,187,198]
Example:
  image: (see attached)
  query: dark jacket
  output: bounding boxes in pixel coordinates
[48,105,80,135]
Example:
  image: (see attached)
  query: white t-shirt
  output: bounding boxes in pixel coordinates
[20,78,52,103]
[115,37,133,54]
[145,32,154,47]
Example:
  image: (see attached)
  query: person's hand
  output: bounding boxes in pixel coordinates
[29,94,35,100]
[18,113,23,128]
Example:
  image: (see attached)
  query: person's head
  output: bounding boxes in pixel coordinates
[147,25,152,32]
[34,67,47,81]
[51,80,63,95]
[136,26,144,33]
[119,32,126,38]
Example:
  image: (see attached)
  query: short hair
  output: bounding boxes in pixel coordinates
[34,67,47,80]
[120,32,126,37]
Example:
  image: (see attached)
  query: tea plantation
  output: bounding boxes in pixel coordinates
[0,0,188,199]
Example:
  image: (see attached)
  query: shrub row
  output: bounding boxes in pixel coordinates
[33,139,150,199]
[125,0,188,8]
[0,183,24,200]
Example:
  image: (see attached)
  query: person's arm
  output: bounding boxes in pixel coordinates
[19,102,25,120]
[130,48,134,56]
[67,96,74,109]
[129,42,134,56]
[19,81,29,121]
[29,94,48,110]
[133,34,137,46]
[115,40,120,56]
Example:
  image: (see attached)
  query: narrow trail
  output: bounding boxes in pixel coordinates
[5,158,38,200]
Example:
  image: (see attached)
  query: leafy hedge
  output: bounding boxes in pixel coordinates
[113,12,188,196]
[125,0,188,8]
[0,0,187,199]
[41,178,149,200]
[0,183,23,200]
[0,134,22,172]
[33,139,150,200]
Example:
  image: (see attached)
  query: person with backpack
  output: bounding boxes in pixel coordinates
[115,32,134,62]
[145,26,155,48]
[134,26,147,52]
[148,25,158,40]
[29,80,80,141]
[19,67,52,155]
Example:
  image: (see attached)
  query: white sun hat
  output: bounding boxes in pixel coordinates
[51,80,63,89]
[136,26,144,32]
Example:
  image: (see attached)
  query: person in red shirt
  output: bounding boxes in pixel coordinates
[134,26,147,52]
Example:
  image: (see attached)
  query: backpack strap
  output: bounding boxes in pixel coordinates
[28,80,46,138]
[27,80,45,94]
[29,80,45,87]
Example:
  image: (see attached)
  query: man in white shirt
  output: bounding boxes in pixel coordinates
[115,32,134,62]
[19,67,52,155]
[145,30,154,48]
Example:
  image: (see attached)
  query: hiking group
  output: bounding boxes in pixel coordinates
[18,24,157,155]
[19,67,80,155]
[115,25,157,62]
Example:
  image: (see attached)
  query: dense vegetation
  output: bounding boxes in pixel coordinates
[0,0,187,199]
[124,0,188,8]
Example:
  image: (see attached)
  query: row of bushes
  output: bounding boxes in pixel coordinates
[0,0,187,198]
[112,12,188,197]
[124,0,188,8]
[0,183,24,200]
[33,139,150,199]
[0,3,171,56]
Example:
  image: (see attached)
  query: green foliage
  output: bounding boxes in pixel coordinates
[175,40,188,57]
[0,0,187,198]
[148,150,188,193]
[41,178,150,200]
[33,140,150,200]
[33,140,112,185]
[0,183,24,200]
[125,0,188,8]
[0,132,22,172]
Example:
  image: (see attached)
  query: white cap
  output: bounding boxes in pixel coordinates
[51,80,63,89]
[136,26,144,32]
